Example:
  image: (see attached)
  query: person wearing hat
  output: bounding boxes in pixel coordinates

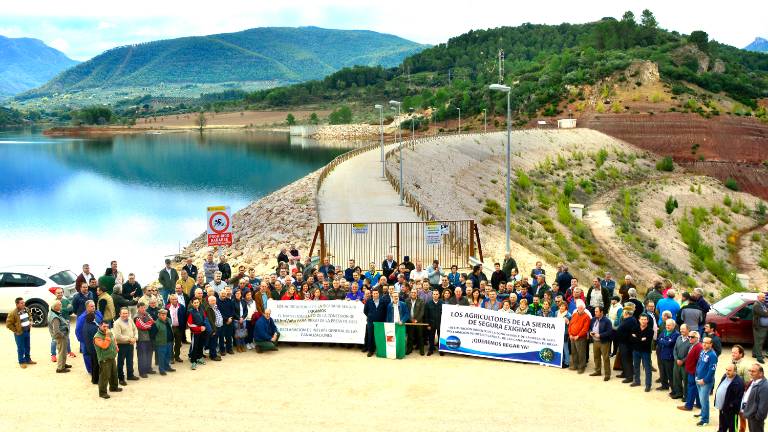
[158,258,179,305]
[149,308,174,375]
[616,302,637,383]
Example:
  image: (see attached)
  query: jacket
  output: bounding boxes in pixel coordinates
[158,267,179,292]
[673,334,693,361]
[254,316,278,342]
[112,292,137,311]
[75,310,103,343]
[589,316,613,342]
[187,308,207,335]
[6,307,32,335]
[386,301,411,323]
[364,298,386,323]
[568,311,590,339]
[93,328,117,362]
[449,297,470,306]
[744,379,768,421]
[685,343,704,375]
[695,348,718,385]
[715,374,745,414]
[149,318,173,346]
[113,317,138,344]
[754,302,768,329]
[677,303,704,329]
[630,324,654,353]
[381,260,398,279]
[182,263,198,280]
[166,302,187,330]
[656,297,681,326]
[615,316,638,344]
[424,300,443,328]
[97,292,116,322]
[405,298,425,323]
[47,310,69,339]
[218,262,232,281]
[586,286,610,312]
[657,329,680,361]
[71,292,93,316]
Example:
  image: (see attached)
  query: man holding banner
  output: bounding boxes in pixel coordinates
[406,289,426,356]
[376,292,409,359]
[364,290,386,357]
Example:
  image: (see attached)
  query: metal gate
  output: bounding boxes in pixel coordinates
[309,220,482,269]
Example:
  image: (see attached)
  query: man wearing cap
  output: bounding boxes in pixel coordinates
[158,258,179,304]
[150,308,175,375]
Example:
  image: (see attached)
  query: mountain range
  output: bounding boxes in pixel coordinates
[20,26,427,100]
[0,36,78,98]
[745,37,768,52]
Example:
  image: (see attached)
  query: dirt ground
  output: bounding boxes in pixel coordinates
[0,324,736,431]
[132,109,333,129]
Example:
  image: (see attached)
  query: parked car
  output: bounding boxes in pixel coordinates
[0,266,78,327]
[706,292,759,345]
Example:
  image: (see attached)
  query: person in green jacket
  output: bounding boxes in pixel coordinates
[149,309,175,375]
[93,321,121,399]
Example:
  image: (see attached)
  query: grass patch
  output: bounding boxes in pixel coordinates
[654,218,664,229]
[655,156,674,172]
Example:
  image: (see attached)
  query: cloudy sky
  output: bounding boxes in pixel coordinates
[1,0,765,60]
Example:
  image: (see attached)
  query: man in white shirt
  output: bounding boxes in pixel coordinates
[410,260,429,282]
[211,271,228,294]
[743,363,768,432]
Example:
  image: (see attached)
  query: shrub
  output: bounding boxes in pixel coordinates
[724,177,739,191]
[654,218,664,229]
[563,176,575,197]
[595,148,608,168]
[655,156,674,172]
[723,195,733,207]
[516,169,531,190]
[328,106,352,124]
[665,196,679,214]
[480,216,496,226]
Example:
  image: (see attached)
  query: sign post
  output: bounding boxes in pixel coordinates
[207,206,233,250]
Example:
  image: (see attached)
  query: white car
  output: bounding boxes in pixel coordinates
[0,265,78,327]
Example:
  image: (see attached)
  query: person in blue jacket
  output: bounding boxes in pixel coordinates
[363,290,387,357]
[254,308,280,353]
[75,300,103,374]
[656,318,680,391]
[695,336,719,426]
[385,291,410,324]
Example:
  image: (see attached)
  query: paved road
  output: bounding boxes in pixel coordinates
[318,144,421,223]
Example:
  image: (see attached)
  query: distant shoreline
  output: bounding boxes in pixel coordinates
[43,125,291,137]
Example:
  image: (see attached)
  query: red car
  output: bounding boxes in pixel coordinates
[706,292,759,345]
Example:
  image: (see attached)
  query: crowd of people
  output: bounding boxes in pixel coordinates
[5,248,768,430]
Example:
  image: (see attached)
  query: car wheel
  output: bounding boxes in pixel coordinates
[26,302,48,327]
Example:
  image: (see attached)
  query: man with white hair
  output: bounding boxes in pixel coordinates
[753,292,768,364]
[657,318,680,392]
[568,299,590,374]
[211,271,227,294]
[627,288,644,319]
[671,324,692,400]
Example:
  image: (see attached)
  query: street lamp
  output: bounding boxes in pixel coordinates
[409,107,416,147]
[375,104,384,178]
[457,107,461,134]
[483,108,487,134]
[489,83,512,256]
[390,100,403,205]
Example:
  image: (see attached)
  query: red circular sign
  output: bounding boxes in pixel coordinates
[208,211,230,234]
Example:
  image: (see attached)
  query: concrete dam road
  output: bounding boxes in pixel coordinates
[318,144,421,223]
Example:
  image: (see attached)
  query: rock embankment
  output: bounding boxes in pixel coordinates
[312,124,378,140]
[181,170,321,275]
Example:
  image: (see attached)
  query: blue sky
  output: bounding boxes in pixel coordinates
[1,0,765,60]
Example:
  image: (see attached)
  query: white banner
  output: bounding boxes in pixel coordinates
[269,300,366,344]
[438,304,564,367]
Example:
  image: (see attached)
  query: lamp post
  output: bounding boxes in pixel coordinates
[375,104,384,178]
[389,100,403,205]
[483,108,487,133]
[409,107,415,147]
[457,107,461,134]
[489,83,512,256]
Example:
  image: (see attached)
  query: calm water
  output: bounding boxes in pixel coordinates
[0,129,352,283]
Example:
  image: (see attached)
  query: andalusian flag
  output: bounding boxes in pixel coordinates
[374,322,406,359]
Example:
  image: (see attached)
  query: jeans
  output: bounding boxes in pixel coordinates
[117,343,135,379]
[220,322,233,352]
[137,340,153,375]
[686,373,702,409]
[156,343,171,372]
[562,337,570,366]
[697,381,713,423]
[14,331,31,363]
[50,337,71,355]
[633,351,652,389]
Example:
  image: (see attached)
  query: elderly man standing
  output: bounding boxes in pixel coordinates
[679,331,704,412]
[254,308,280,353]
[405,289,426,356]
[671,324,692,400]
[754,292,768,364]
[619,275,636,303]
[93,321,121,399]
[6,297,35,369]
[150,309,175,375]
[203,253,218,283]
[715,363,745,432]
[568,299,590,374]
[47,300,71,373]
[158,258,179,305]
[113,307,138,386]
[743,363,768,432]
[589,305,613,381]
[75,300,102,374]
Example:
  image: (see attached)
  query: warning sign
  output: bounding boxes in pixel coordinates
[207,206,233,246]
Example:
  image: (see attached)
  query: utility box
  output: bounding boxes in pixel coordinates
[558,119,577,129]
[569,203,584,220]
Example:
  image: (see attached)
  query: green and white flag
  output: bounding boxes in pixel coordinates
[374,322,406,359]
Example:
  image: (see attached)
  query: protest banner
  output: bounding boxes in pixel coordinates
[438,304,564,367]
[269,300,366,344]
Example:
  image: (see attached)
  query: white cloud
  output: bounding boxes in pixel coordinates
[48,37,70,52]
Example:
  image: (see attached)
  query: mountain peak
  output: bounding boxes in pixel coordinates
[0,35,78,97]
[744,37,768,52]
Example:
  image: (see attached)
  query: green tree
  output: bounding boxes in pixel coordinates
[640,9,658,29]
[195,111,207,132]
[309,113,319,125]
[286,113,296,126]
[689,30,709,51]
[328,106,352,125]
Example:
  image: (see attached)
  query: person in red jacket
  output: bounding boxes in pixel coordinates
[280,285,301,300]
[568,299,591,373]
[678,331,703,411]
